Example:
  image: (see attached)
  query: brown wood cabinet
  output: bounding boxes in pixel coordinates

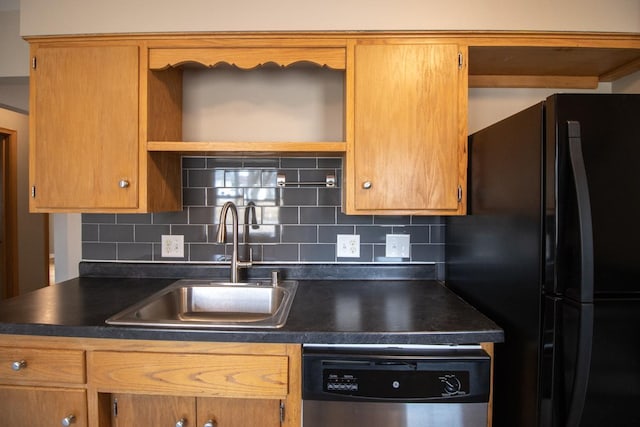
[0,386,87,426]
[28,42,182,213]
[111,394,280,427]
[0,335,301,427]
[25,32,640,214]
[0,345,87,426]
[344,41,467,215]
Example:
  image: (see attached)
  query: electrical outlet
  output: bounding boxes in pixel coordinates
[161,235,184,258]
[386,234,410,258]
[337,234,360,258]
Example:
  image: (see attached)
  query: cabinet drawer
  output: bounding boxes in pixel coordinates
[0,385,87,426]
[0,347,85,385]
[89,351,289,398]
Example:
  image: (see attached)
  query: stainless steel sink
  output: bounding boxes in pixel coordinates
[105,279,298,329]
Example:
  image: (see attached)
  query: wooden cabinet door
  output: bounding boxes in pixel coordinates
[110,395,279,427]
[349,42,467,215]
[0,385,87,426]
[197,397,281,427]
[30,44,139,211]
[111,394,195,427]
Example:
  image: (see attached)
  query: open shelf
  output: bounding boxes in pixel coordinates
[146,141,346,155]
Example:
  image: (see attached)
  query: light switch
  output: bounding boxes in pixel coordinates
[385,234,410,258]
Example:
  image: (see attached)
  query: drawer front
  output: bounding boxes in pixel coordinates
[89,351,289,398]
[0,347,85,385]
[0,385,87,426]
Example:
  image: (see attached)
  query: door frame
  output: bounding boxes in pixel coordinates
[0,128,19,298]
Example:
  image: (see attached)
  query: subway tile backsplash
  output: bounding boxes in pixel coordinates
[82,157,444,267]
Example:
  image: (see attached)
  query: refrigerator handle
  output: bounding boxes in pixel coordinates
[567,121,594,303]
[565,303,594,427]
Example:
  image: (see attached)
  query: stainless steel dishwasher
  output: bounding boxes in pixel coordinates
[302,345,491,427]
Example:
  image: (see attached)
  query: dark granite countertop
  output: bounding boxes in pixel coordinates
[0,263,503,345]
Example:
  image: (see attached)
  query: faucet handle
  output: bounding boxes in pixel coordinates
[238,248,253,269]
[271,271,279,287]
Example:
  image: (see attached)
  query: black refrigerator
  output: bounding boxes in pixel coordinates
[446,94,640,427]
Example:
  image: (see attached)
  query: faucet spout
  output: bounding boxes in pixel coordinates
[216,202,252,283]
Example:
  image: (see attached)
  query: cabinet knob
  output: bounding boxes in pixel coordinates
[203,420,216,427]
[362,181,372,190]
[11,360,26,371]
[176,418,187,427]
[118,179,130,189]
[61,414,76,426]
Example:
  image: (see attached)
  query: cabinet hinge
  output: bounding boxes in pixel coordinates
[280,401,285,424]
[457,185,463,202]
[32,56,37,70]
[31,186,36,198]
[113,398,118,417]
[458,52,464,69]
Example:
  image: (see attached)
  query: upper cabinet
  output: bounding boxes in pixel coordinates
[25,32,640,214]
[29,42,182,213]
[31,44,139,211]
[344,41,467,215]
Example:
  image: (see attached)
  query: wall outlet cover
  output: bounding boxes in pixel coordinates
[161,235,184,258]
[385,234,410,258]
[337,234,360,258]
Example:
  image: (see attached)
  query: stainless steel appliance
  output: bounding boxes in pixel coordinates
[302,345,491,427]
[446,94,640,426]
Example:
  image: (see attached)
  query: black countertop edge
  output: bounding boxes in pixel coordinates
[79,262,438,281]
[0,324,503,345]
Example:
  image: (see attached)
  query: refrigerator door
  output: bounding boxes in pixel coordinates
[548,94,640,296]
[560,297,640,426]
[549,120,594,303]
[558,298,594,427]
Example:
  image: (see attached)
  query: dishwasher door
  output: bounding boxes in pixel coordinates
[302,345,491,427]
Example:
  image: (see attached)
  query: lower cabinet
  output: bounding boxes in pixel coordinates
[111,394,280,427]
[0,386,87,426]
[0,336,301,427]
[0,344,87,426]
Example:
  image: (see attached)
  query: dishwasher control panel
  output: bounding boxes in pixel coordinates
[324,369,469,398]
[303,346,491,403]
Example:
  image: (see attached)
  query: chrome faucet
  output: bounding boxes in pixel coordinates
[216,201,252,283]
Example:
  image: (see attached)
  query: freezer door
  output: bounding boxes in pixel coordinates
[549,94,640,296]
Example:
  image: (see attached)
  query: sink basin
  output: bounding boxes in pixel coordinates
[105,279,298,329]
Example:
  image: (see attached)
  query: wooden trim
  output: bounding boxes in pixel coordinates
[22,30,640,43]
[283,344,302,427]
[146,141,346,155]
[149,47,346,70]
[457,46,469,215]
[0,129,18,298]
[469,75,600,88]
[481,342,495,427]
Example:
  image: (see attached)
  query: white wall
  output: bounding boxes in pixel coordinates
[0,77,28,112]
[614,70,640,93]
[0,107,47,293]
[19,0,640,35]
[0,9,28,77]
[52,214,81,282]
[0,8,30,112]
